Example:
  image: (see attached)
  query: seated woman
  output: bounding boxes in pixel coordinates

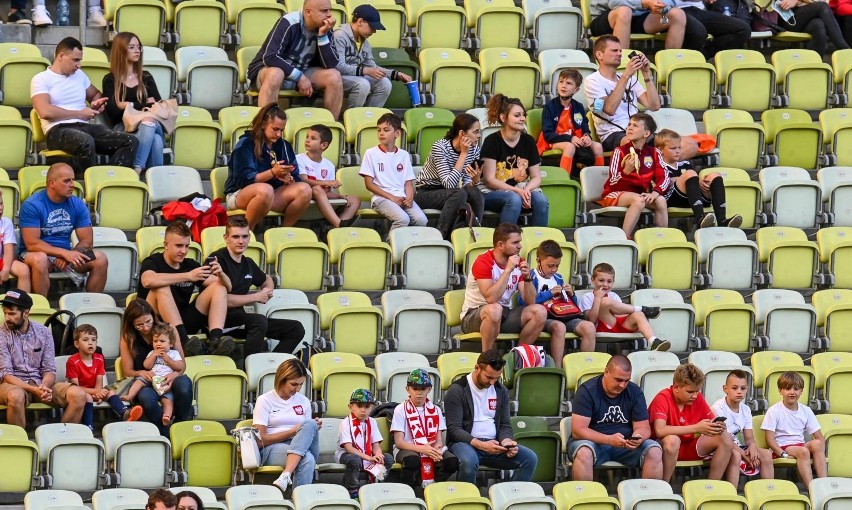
[102,31,165,175]
[119,299,193,435]
[225,104,312,230]
[254,358,320,493]
[771,0,849,53]
[415,113,485,240]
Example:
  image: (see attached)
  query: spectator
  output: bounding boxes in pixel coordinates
[777,0,849,55]
[136,221,235,357]
[247,0,343,118]
[119,299,194,435]
[31,37,138,176]
[480,94,549,227]
[537,69,604,177]
[0,289,86,427]
[589,0,705,50]
[19,163,109,296]
[334,5,412,110]
[8,0,106,26]
[0,193,31,292]
[671,0,750,57]
[122,322,185,427]
[146,490,177,510]
[415,113,485,240]
[337,389,393,498]
[360,112,427,236]
[649,363,738,485]
[174,492,204,510]
[831,0,852,45]
[444,349,538,483]
[103,32,165,175]
[254,358,321,493]
[569,354,663,481]
[459,222,548,353]
[226,104,312,230]
[211,217,307,359]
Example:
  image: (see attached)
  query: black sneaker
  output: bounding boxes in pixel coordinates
[700,213,717,229]
[641,306,661,319]
[183,336,203,357]
[8,9,31,24]
[650,338,671,351]
[211,336,235,356]
[722,214,743,229]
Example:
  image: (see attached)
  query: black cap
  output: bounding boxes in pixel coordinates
[352,4,385,30]
[1,288,33,310]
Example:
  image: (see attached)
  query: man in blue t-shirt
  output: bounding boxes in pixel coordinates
[569,354,663,481]
[19,163,108,296]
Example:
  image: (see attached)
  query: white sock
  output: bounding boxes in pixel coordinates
[87,0,100,10]
[634,305,642,312]
[34,0,45,7]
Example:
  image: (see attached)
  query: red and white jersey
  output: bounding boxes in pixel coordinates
[359,145,415,199]
[296,153,336,182]
[461,249,524,318]
[252,390,311,434]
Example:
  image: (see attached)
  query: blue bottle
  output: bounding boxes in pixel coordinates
[56,0,70,26]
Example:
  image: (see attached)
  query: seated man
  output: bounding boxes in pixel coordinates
[137,221,234,357]
[0,289,86,427]
[19,163,109,296]
[588,0,705,51]
[31,37,138,176]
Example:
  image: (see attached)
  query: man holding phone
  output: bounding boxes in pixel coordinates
[444,349,538,483]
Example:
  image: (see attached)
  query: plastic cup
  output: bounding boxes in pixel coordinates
[406,80,421,107]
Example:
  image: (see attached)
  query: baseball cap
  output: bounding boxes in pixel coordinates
[1,289,33,310]
[407,369,433,388]
[350,388,376,404]
[352,4,385,30]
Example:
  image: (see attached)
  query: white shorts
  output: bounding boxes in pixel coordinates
[226,190,240,210]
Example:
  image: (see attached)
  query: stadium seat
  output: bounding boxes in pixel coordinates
[84,165,149,230]
[145,165,205,213]
[173,0,227,48]
[284,107,345,167]
[563,352,610,403]
[403,107,454,165]
[536,49,597,104]
[381,289,447,355]
[697,167,762,229]
[617,479,684,510]
[654,49,716,110]
[136,225,201,263]
[817,414,852,478]
[109,0,168,47]
[19,165,82,200]
[578,165,652,229]
[631,289,695,353]
[628,351,681,405]
[537,167,581,229]
[74,226,138,293]
[29,112,76,166]
[817,166,852,227]
[463,0,525,49]
[772,49,835,110]
[235,46,301,105]
[756,227,820,289]
[762,109,824,170]
[218,105,259,156]
[522,0,582,53]
[810,477,852,510]
[231,419,285,483]
[253,290,319,353]
[184,355,248,420]
[263,227,328,291]
[140,46,176,101]
[519,226,577,274]
[174,46,237,110]
[201,225,265,268]
[102,421,171,489]
[759,166,825,228]
[375,351,439,403]
[0,105,32,169]
[694,226,759,290]
[309,352,376,417]
[688,350,753,406]
[419,49,482,110]
[818,110,852,167]
[403,0,465,50]
[702,110,766,170]
[317,291,383,356]
[450,226,493,282]
[478,48,540,109]
[714,49,775,111]
[817,227,852,289]
[169,420,236,487]
[225,484,295,510]
[170,106,224,169]
[224,0,286,50]
[316,416,345,474]
[751,351,814,412]
[634,228,698,290]
[388,226,455,290]
[0,43,50,108]
[360,483,427,510]
[244,352,301,403]
[342,107,395,164]
[513,419,562,481]
[35,423,105,491]
[502,353,566,417]
[293,484,359,510]
[80,47,110,94]
[58,293,124,359]
[573,225,639,290]
[24,490,87,510]
[327,227,392,291]
[0,424,38,493]
[91,488,149,510]
[812,289,852,352]
[682,480,747,510]
[437,351,478,390]
[444,288,549,348]
[552,481,618,510]
[0,166,20,221]
[425,482,491,510]
[811,352,852,415]
[752,289,818,354]
[691,289,756,352]
[343,0,406,49]
[336,166,383,221]
[369,49,419,109]
[744,479,810,510]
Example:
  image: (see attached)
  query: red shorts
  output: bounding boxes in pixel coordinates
[597,192,624,208]
[678,437,710,461]
[596,314,636,334]
[772,443,805,459]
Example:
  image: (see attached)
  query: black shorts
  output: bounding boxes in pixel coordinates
[590,10,651,37]
[666,184,712,208]
[180,303,208,334]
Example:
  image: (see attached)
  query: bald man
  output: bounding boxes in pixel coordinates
[247,0,343,119]
[19,163,108,296]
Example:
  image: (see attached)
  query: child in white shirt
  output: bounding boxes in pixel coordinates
[123,322,185,426]
[337,388,392,499]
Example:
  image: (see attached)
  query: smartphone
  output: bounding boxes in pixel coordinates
[629,50,639,59]
[205,255,217,266]
[628,436,642,441]
[78,248,96,261]
[713,416,727,423]
[473,159,484,168]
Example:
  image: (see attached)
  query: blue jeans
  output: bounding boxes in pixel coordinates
[450,441,538,483]
[136,374,192,436]
[483,189,549,226]
[568,438,661,468]
[117,121,164,169]
[260,419,320,487]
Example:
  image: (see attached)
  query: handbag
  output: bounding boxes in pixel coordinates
[232,426,262,470]
[543,291,584,321]
[123,98,179,134]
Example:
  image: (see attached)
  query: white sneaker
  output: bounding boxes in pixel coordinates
[87,8,106,27]
[272,471,291,493]
[32,5,52,26]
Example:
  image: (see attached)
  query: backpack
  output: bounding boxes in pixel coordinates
[44,309,77,355]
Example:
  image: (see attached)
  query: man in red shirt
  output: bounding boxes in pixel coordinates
[648,363,738,484]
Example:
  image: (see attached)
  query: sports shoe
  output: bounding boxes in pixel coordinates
[700,212,717,229]
[183,336,203,357]
[31,5,52,26]
[87,8,106,26]
[7,9,31,23]
[210,336,235,356]
[640,306,661,319]
[123,405,144,421]
[650,337,671,352]
[723,214,743,229]
[273,471,292,493]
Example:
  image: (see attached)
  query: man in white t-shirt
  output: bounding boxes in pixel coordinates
[444,349,537,483]
[31,37,137,177]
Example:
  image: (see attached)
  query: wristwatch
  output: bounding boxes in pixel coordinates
[780,451,790,458]
[523,275,533,282]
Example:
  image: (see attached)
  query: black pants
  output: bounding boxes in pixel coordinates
[683,7,751,57]
[397,449,459,486]
[784,2,850,54]
[224,308,306,358]
[838,14,852,46]
[340,452,394,492]
[46,123,138,175]
[414,186,484,239]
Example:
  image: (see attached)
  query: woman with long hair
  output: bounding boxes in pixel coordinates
[174,491,204,510]
[415,113,485,240]
[225,104,312,230]
[480,94,549,226]
[103,32,164,175]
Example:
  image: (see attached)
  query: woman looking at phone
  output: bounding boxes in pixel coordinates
[225,104,312,230]
[415,113,485,240]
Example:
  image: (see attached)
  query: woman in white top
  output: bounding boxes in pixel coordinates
[253,358,320,492]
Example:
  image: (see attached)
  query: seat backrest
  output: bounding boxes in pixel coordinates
[752,288,808,322]
[34,423,97,459]
[374,351,431,389]
[327,227,383,260]
[388,226,444,261]
[425,482,482,510]
[703,109,759,137]
[218,106,258,147]
[759,166,814,197]
[817,166,852,201]
[381,289,437,319]
[627,351,680,380]
[293,484,354,508]
[436,352,477,390]
[631,288,687,307]
[24,490,85,510]
[92,488,149,510]
[101,421,163,460]
[811,351,852,390]
[693,226,751,262]
[573,225,629,261]
[761,108,814,141]
[714,49,769,82]
[308,352,367,389]
[682,481,741,509]
[563,352,611,391]
[489,482,548,510]
[810,477,852,510]
[419,48,473,80]
[691,288,747,324]
[755,226,811,261]
[579,165,608,202]
[168,420,228,457]
[145,165,204,205]
[688,350,744,371]
[553,482,611,508]
[744,479,802,509]
[59,292,117,312]
[244,352,297,393]
[617,480,681,510]
[751,350,805,383]
[175,45,230,81]
[646,108,698,136]
[226,485,287,510]
[772,48,824,72]
[360,484,421,510]
[812,288,852,327]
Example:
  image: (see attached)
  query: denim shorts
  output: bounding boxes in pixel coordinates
[568,438,661,468]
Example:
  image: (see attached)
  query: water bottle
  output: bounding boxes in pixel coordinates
[61,265,85,286]
[723,5,732,16]
[56,0,70,26]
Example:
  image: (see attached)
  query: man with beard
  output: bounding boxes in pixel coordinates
[0,288,87,426]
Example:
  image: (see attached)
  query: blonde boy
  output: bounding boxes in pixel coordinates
[123,322,185,426]
[337,388,393,498]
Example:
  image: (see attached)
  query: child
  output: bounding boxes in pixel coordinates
[711,370,775,479]
[360,113,427,236]
[518,240,596,360]
[649,363,738,485]
[66,324,143,428]
[295,124,360,228]
[123,322,185,426]
[537,68,604,176]
[337,388,393,499]
[0,194,30,292]
[579,262,670,351]
[655,129,742,230]
[761,371,827,486]
[391,369,458,491]
[599,113,670,239]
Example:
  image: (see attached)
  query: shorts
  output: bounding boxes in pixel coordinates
[461,305,524,334]
[545,317,585,334]
[678,437,711,461]
[596,314,636,334]
[225,190,240,211]
[248,66,322,91]
[180,302,208,335]
[590,10,652,38]
[0,381,75,407]
[597,192,624,208]
[772,443,805,458]
[665,184,712,208]
[601,132,627,152]
[568,438,660,468]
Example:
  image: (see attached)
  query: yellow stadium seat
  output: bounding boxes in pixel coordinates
[0,43,49,107]
[811,352,852,415]
[682,480,747,510]
[404,0,466,50]
[309,352,376,417]
[817,414,852,478]
[419,49,481,110]
[714,49,775,111]
[751,351,814,411]
[263,227,328,291]
[744,479,810,510]
[762,109,824,170]
[702,109,766,170]
[478,47,540,111]
[812,289,852,352]
[0,105,32,169]
[170,107,223,169]
[691,289,755,353]
[655,49,716,110]
[553,481,618,510]
[108,0,168,47]
[772,48,835,110]
[224,0,286,49]
[425,482,491,510]
[756,226,820,289]
[0,424,38,493]
[317,291,383,356]
[634,228,698,290]
[326,227,392,291]
[169,420,236,488]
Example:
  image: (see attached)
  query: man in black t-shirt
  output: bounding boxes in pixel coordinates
[137,221,234,356]
[568,354,663,481]
[211,217,306,359]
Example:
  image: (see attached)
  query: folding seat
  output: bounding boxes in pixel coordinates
[101,421,171,489]
[145,165,204,215]
[201,225,265,268]
[450,226,493,282]
[224,0,286,50]
[80,47,111,94]
[173,0,227,48]
[184,355,248,420]
[375,49,422,109]
[563,352,610,403]
[388,226,455,290]
[537,49,597,104]
[696,167,762,229]
[818,110,852,167]
[35,423,105,491]
[337,166,382,220]
[772,49,835,110]
[437,351,478,390]
[309,352,376,417]
[170,105,224,169]
[812,289,852,352]
[169,420,236,487]
[143,46,177,100]
[19,165,83,201]
[84,165,148,230]
[578,165,652,229]
[59,293,124,359]
[750,351,814,412]
[691,289,756,353]
[703,110,766,170]
[375,351,439,403]
[688,350,752,406]
[244,352,302,403]
[294,484,359,510]
[404,107,455,165]
[817,166,852,227]
[0,424,38,493]
[80,228,137,291]
[326,227,392,291]
[513,420,563,482]
[634,228,698,291]
[167,487,226,510]
[218,105,259,157]
[343,107,395,164]
[0,105,32,169]
[744,480,810,510]
[833,48,852,105]
[478,48,540,110]
[537,167,582,229]
[502,353,566,418]
[553,481,619,510]
[573,225,639,290]
[694,227,759,291]
[381,289,447,355]
[343,0,406,49]
[631,289,695,353]
[210,166,254,220]
[262,227,328,291]
[627,351,681,405]
[0,172,19,222]
[425,482,491,510]
[0,43,49,107]
[756,227,820,289]
[360,484,427,510]
[522,0,581,54]
[419,49,481,110]
[519,226,577,274]
[136,225,201,263]
[24,490,88,510]
[714,49,775,111]
[284,107,345,167]
[174,46,237,110]
[226,485,295,510]
[817,414,852,477]
[253,289,320,353]
[404,0,465,50]
[444,288,547,348]
[682,480,748,510]
[29,112,76,166]
[762,109,824,170]
[811,352,852,415]
[617,479,684,510]
[235,46,304,106]
[316,291,383,356]
[810,476,852,510]
[817,228,852,290]
[759,166,825,229]
[463,0,525,49]
[92,488,150,510]
[653,49,716,110]
[752,289,818,354]
[107,0,168,47]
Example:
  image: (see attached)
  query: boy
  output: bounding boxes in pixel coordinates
[66,324,143,428]
[337,388,393,498]
[711,370,775,479]
[360,113,427,235]
[649,363,738,485]
[579,262,670,351]
[537,68,604,177]
[655,129,742,230]
[0,194,31,292]
[123,322,185,426]
[295,124,360,227]
[391,369,458,491]
[599,112,670,239]
[518,240,596,360]
[761,371,827,486]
